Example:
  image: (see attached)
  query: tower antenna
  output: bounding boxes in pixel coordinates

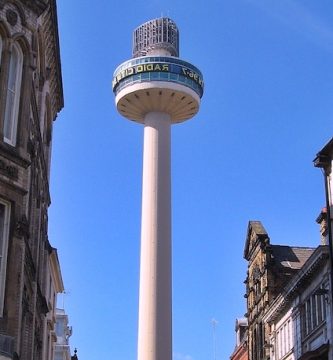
[211,318,218,360]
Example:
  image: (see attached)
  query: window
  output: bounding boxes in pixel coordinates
[251,322,264,360]
[276,319,293,359]
[0,200,11,316]
[302,292,326,337]
[55,318,64,337]
[4,42,23,146]
[252,265,261,300]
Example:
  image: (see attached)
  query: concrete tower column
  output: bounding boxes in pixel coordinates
[113,17,204,360]
[138,111,172,360]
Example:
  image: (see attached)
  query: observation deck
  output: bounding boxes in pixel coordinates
[113,17,204,124]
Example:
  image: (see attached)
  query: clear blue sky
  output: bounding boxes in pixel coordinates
[49,1,333,359]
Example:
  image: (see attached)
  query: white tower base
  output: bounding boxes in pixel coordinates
[137,111,172,360]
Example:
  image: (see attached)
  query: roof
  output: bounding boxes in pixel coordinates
[271,245,315,270]
[244,221,269,260]
[263,245,329,323]
[315,137,333,157]
[313,137,333,169]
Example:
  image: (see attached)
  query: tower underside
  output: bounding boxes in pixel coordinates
[116,82,200,123]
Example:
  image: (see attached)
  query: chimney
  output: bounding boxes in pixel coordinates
[316,208,328,245]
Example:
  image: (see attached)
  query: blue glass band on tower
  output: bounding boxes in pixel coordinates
[112,56,204,98]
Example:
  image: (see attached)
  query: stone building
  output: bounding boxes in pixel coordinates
[314,137,333,299]
[0,0,64,359]
[243,221,316,360]
[231,138,333,360]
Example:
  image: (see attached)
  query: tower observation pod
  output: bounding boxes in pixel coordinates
[112,17,204,360]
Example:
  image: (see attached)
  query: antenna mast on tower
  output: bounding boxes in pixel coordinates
[211,318,218,360]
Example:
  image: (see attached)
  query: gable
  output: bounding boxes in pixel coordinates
[244,221,269,261]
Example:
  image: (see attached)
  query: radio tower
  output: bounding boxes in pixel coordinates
[112,17,204,360]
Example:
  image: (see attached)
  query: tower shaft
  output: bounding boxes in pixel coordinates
[138,112,172,360]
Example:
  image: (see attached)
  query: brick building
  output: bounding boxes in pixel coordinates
[230,318,248,360]
[0,0,64,359]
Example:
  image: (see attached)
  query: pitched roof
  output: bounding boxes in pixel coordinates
[244,221,269,260]
[271,245,315,270]
[315,137,333,157]
[263,245,329,323]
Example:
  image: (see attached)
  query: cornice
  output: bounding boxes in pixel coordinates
[0,143,31,168]
[49,248,64,293]
[47,0,64,114]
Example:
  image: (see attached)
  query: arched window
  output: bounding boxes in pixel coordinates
[4,42,23,146]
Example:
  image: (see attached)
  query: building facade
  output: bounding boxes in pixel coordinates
[236,137,333,360]
[0,0,64,359]
[263,244,332,360]
[242,218,333,360]
[243,221,317,360]
[314,137,333,303]
[53,309,72,360]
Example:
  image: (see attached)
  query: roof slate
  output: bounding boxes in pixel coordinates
[271,245,315,270]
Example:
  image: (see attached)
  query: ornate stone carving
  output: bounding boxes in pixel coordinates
[27,135,38,159]
[20,0,47,16]
[22,285,31,316]
[0,159,18,180]
[14,215,29,239]
[6,9,18,26]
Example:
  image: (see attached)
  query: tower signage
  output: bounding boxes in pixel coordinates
[113,58,204,94]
